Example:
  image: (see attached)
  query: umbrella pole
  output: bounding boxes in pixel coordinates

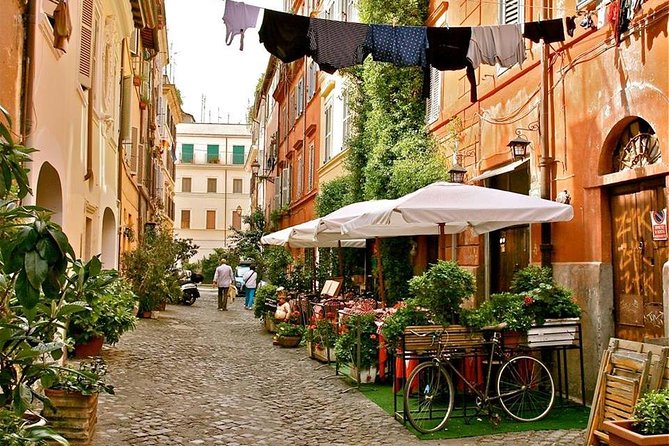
[312,247,317,293]
[337,241,345,285]
[375,237,386,307]
[438,223,446,260]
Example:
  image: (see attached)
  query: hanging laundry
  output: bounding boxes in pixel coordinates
[466,24,525,70]
[565,16,577,37]
[425,26,478,102]
[307,18,369,74]
[363,24,428,67]
[259,9,311,63]
[52,0,72,53]
[523,19,565,43]
[223,0,260,51]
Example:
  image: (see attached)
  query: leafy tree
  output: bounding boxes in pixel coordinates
[315,175,356,217]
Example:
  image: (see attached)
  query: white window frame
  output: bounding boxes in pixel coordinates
[426,66,442,124]
[324,99,333,163]
[307,143,315,192]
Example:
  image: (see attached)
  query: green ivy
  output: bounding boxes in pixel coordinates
[316,175,356,217]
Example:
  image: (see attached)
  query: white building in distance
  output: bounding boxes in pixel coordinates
[174,123,252,261]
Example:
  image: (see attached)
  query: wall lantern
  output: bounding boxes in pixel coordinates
[251,158,260,176]
[449,162,467,184]
[507,122,539,160]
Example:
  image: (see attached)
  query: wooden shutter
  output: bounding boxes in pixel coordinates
[501,0,523,25]
[182,177,191,193]
[274,171,281,208]
[233,178,242,194]
[281,167,289,206]
[207,178,217,193]
[232,145,245,164]
[129,127,139,173]
[307,143,314,192]
[121,76,132,141]
[137,143,145,183]
[79,0,94,89]
[181,210,190,229]
[181,144,194,163]
[207,144,219,163]
[206,210,216,229]
[297,156,304,198]
[427,66,441,123]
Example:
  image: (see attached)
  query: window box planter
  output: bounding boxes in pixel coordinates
[527,317,580,347]
[349,364,377,384]
[307,341,336,363]
[604,420,669,446]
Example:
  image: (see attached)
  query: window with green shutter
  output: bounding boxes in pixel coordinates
[181,143,194,163]
[207,144,219,163]
[232,145,245,165]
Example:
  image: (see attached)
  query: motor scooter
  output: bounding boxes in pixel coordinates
[179,270,203,305]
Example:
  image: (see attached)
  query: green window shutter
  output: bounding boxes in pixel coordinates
[181,144,194,163]
[207,144,219,163]
[232,145,245,165]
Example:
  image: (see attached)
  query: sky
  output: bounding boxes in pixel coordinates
[164,0,283,124]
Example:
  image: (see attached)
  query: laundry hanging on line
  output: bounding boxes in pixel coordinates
[232,1,575,103]
[222,0,260,51]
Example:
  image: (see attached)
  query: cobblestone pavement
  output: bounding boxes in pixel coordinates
[94,288,585,446]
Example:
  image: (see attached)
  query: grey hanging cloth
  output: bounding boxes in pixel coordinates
[466,24,526,70]
[523,19,566,43]
[307,18,369,74]
[363,24,428,67]
[425,26,478,102]
[223,0,260,51]
[259,9,310,63]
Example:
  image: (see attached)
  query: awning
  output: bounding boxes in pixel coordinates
[469,158,529,182]
[129,0,144,28]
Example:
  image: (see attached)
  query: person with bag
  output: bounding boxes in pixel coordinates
[212,258,234,311]
[242,264,258,310]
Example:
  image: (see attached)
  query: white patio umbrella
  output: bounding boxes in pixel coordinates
[338,182,574,238]
[260,227,366,248]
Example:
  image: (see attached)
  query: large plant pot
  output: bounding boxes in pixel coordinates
[277,335,301,348]
[156,301,167,311]
[502,330,527,348]
[43,389,98,445]
[350,365,377,383]
[604,420,669,446]
[527,317,580,347]
[73,336,104,358]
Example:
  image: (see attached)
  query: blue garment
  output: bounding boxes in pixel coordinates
[245,287,256,309]
[364,24,428,67]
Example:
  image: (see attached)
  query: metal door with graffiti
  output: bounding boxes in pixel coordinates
[610,178,667,341]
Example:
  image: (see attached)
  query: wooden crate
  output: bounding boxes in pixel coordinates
[527,318,580,347]
[403,325,484,354]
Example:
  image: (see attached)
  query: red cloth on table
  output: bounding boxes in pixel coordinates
[394,353,419,393]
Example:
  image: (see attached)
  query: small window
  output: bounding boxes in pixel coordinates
[207,178,217,193]
[207,144,219,163]
[181,143,194,163]
[232,145,245,165]
[181,177,192,193]
[233,178,243,194]
[180,210,190,229]
[500,0,524,25]
[206,210,216,229]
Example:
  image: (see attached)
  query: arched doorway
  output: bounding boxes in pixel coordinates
[607,118,665,341]
[35,163,63,225]
[101,208,117,268]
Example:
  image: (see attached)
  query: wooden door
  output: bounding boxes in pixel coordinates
[611,179,667,341]
[490,225,529,293]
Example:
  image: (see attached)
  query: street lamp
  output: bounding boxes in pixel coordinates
[448,162,467,184]
[507,122,540,161]
[251,158,260,177]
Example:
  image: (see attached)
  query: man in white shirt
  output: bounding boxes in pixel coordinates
[212,258,234,311]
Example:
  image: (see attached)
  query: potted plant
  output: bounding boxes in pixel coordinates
[305,318,338,362]
[68,269,137,357]
[408,260,475,325]
[335,313,379,383]
[41,359,114,445]
[380,300,429,352]
[0,409,68,445]
[460,292,533,347]
[275,322,303,348]
[604,389,669,445]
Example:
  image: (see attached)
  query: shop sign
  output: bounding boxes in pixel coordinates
[650,208,667,241]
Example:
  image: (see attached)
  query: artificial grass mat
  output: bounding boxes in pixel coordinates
[357,382,590,440]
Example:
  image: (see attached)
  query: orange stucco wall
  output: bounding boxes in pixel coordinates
[0,3,25,130]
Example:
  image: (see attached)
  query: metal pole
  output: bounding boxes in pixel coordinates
[540,0,553,267]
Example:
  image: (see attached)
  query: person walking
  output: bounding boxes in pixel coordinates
[242,264,258,310]
[212,258,234,311]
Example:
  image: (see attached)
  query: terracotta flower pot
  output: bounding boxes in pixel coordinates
[604,420,669,446]
[74,336,104,358]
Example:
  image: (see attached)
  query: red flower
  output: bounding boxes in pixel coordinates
[370,334,377,340]
[524,296,534,306]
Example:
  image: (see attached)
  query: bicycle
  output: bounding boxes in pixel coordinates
[402,325,555,433]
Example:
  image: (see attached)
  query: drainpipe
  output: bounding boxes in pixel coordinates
[224,137,228,246]
[539,0,553,267]
[21,0,37,147]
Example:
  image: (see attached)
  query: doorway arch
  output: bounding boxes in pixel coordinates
[101,207,117,268]
[35,162,63,226]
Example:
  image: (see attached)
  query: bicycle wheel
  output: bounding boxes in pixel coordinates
[403,361,454,433]
[496,355,555,422]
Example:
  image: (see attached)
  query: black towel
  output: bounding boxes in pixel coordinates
[259,10,310,63]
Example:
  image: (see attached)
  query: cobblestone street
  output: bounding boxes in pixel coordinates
[94,289,585,446]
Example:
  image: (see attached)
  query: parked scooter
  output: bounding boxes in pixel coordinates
[179,270,204,305]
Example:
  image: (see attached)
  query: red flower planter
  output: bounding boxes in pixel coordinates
[605,420,669,446]
[74,336,104,358]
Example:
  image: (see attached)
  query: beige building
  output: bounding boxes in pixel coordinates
[174,123,252,261]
